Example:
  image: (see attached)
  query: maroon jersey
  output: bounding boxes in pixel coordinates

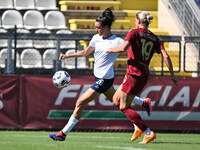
[125,28,164,76]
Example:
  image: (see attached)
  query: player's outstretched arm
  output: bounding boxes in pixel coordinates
[59,46,95,60]
[161,49,178,86]
[106,41,130,53]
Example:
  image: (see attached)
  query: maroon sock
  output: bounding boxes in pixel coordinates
[120,107,148,131]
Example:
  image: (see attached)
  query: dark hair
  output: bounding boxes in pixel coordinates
[96,8,115,28]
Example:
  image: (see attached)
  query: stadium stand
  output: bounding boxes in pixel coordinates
[59,0,193,76]
[20,48,42,68]
[59,0,170,70]
[14,0,36,10]
[0,0,196,77]
[2,10,23,29]
[60,0,169,36]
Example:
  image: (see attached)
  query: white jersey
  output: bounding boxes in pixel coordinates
[89,34,124,79]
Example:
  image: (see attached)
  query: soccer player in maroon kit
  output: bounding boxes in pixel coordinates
[107,11,178,144]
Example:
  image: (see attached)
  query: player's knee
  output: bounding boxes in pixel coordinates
[75,99,86,109]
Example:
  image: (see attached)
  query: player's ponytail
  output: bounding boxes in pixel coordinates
[136,11,153,28]
[96,7,115,28]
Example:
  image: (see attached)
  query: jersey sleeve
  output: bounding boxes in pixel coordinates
[125,30,134,43]
[89,35,96,47]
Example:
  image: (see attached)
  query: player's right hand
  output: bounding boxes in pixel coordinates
[59,54,65,60]
[171,76,178,86]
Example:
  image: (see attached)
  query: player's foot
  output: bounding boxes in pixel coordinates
[139,131,156,144]
[131,128,143,141]
[142,98,152,116]
[49,131,66,141]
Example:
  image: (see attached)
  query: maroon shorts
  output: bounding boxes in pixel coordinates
[121,73,148,95]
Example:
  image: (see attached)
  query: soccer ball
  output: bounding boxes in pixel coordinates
[52,70,71,88]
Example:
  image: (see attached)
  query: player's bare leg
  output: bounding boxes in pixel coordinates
[72,88,101,119]
[103,85,115,102]
[49,88,100,141]
[112,84,123,106]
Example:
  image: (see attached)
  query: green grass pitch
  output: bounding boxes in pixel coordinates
[0,131,199,150]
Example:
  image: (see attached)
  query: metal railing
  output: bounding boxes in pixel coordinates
[183,36,200,73]
[0,30,199,76]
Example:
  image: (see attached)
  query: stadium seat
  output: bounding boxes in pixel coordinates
[0,48,20,68]
[2,10,23,29]
[33,29,55,48]
[23,10,45,30]
[14,29,33,48]
[56,29,73,34]
[0,0,13,9]
[68,19,131,30]
[34,28,51,34]
[0,29,8,48]
[43,49,57,69]
[36,0,58,10]
[21,48,42,68]
[56,30,76,49]
[14,0,35,10]
[63,49,87,69]
[59,1,120,11]
[45,11,68,30]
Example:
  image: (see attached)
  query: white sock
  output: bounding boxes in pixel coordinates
[62,115,79,135]
[144,128,151,135]
[133,96,143,106]
[133,124,139,130]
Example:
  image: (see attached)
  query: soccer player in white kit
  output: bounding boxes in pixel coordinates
[49,8,151,141]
